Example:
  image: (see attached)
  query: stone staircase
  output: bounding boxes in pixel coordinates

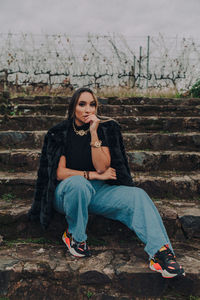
[0,93,200,299]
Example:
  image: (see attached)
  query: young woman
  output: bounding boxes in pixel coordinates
[29,87,185,279]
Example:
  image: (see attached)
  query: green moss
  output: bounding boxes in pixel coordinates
[4,237,58,246]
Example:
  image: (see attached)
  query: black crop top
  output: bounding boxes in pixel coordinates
[65,121,108,171]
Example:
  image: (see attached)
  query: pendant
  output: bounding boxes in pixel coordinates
[77,130,87,136]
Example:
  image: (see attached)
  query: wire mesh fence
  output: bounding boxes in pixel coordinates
[0,32,200,93]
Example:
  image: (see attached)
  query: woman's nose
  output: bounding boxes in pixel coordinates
[85,105,92,113]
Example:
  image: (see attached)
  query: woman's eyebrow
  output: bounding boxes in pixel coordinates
[79,100,95,104]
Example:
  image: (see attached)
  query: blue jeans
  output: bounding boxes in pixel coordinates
[54,175,173,258]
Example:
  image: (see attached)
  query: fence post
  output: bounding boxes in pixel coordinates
[128,65,135,88]
[146,35,150,89]
[134,55,136,73]
[138,46,142,88]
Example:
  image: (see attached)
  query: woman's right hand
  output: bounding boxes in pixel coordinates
[97,167,117,180]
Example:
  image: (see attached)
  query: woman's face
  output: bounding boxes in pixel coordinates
[74,92,97,126]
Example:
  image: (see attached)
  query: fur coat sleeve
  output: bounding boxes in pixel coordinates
[101,120,134,186]
[28,134,49,222]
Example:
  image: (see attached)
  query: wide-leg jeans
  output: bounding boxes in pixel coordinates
[54,175,173,258]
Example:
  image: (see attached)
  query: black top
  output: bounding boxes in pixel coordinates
[65,120,108,171]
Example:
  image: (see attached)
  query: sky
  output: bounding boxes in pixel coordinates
[0,0,200,38]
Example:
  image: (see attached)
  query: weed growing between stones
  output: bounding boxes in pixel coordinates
[152,198,161,202]
[87,291,93,299]
[2,193,15,202]
[8,169,15,173]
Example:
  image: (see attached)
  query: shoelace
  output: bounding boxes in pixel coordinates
[80,241,87,250]
[156,248,175,263]
[72,238,87,250]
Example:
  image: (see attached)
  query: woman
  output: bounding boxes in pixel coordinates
[29,87,185,279]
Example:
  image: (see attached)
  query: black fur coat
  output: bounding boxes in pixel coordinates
[28,119,134,229]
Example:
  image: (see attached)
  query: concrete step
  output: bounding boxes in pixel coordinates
[2,103,200,117]
[6,95,200,106]
[1,131,200,151]
[0,240,199,299]
[1,149,200,172]
[0,171,200,200]
[1,115,200,132]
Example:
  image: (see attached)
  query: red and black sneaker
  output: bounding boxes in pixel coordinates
[149,245,185,278]
[62,229,91,258]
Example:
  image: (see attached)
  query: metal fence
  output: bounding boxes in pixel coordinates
[0,33,200,92]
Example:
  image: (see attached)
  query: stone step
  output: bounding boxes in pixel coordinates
[0,240,199,299]
[106,97,200,106]
[5,95,200,106]
[0,171,200,200]
[0,131,45,150]
[100,104,200,117]
[123,132,200,151]
[1,115,200,132]
[1,195,199,240]
[127,150,200,172]
[1,149,200,172]
[2,103,200,117]
[7,96,72,105]
[1,131,200,151]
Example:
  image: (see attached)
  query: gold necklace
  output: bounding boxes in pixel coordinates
[73,120,90,136]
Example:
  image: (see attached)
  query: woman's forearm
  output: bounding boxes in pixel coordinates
[57,167,101,181]
[90,130,110,173]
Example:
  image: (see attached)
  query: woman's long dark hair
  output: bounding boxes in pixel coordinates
[67,87,115,123]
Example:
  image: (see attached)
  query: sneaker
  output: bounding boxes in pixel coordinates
[149,245,185,278]
[62,229,91,258]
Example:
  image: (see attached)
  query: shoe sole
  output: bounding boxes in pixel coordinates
[149,263,185,278]
[62,233,85,258]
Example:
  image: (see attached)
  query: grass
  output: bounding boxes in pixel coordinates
[4,237,59,247]
[2,193,16,202]
[96,86,181,99]
[5,85,185,99]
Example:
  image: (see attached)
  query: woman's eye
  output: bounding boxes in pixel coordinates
[91,103,96,106]
[79,103,85,106]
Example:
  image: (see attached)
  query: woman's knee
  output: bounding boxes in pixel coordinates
[62,175,95,195]
[133,187,153,204]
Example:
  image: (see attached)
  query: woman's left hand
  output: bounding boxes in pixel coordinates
[85,114,100,132]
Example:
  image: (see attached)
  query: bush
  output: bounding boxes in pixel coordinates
[190,79,200,97]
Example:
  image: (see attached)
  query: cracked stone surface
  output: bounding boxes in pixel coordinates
[0,240,199,299]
